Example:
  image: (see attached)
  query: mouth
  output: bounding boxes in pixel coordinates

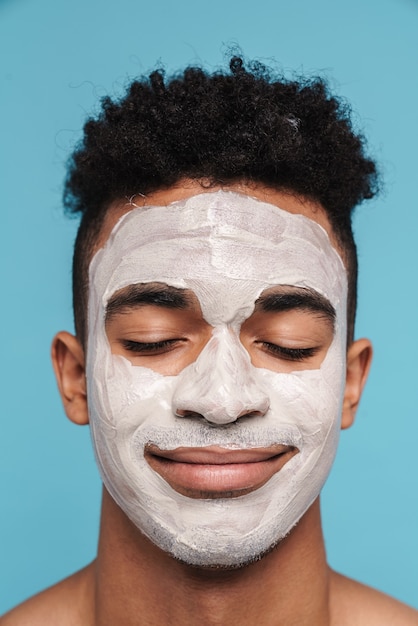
[144,444,299,499]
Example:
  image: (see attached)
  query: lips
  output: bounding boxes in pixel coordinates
[144,444,299,499]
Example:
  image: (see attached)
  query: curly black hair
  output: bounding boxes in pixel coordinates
[65,57,378,344]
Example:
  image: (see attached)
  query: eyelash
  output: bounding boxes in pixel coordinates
[121,339,317,361]
[259,342,317,361]
[121,339,182,355]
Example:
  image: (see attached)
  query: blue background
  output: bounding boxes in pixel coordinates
[1,0,417,613]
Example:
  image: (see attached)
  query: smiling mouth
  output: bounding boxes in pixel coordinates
[144,444,299,499]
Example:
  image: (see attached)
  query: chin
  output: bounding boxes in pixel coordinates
[167,528,295,572]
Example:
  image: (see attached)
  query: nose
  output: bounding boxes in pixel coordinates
[172,327,270,425]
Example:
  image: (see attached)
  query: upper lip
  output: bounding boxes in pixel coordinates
[145,444,297,464]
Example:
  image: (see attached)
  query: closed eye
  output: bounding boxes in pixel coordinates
[258,342,318,361]
[121,339,185,355]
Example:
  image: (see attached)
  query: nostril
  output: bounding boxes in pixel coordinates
[237,397,270,420]
[175,409,204,419]
[238,409,267,419]
[174,399,270,424]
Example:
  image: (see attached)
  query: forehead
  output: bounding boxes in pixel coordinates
[96,182,342,255]
[89,191,346,326]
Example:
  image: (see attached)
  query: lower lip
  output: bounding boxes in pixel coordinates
[145,452,295,499]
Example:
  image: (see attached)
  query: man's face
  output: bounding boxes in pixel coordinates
[86,185,347,567]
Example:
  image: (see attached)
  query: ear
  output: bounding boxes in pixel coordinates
[341,338,373,430]
[51,331,89,425]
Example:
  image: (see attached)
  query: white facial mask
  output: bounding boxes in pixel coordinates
[87,191,347,567]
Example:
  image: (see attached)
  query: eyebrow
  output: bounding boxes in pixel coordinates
[105,283,336,327]
[255,287,336,325]
[105,283,191,322]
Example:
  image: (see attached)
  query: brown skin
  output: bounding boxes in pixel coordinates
[2,181,417,625]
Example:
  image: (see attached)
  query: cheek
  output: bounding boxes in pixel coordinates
[258,333,346,444]
[104,356,171,428]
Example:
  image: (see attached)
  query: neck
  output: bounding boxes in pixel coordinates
[90,490,331,626]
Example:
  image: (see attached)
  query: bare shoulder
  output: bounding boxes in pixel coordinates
[330,570,418,626]
[0,564,95,626]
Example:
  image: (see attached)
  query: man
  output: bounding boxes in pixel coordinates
[2,57,417,625]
